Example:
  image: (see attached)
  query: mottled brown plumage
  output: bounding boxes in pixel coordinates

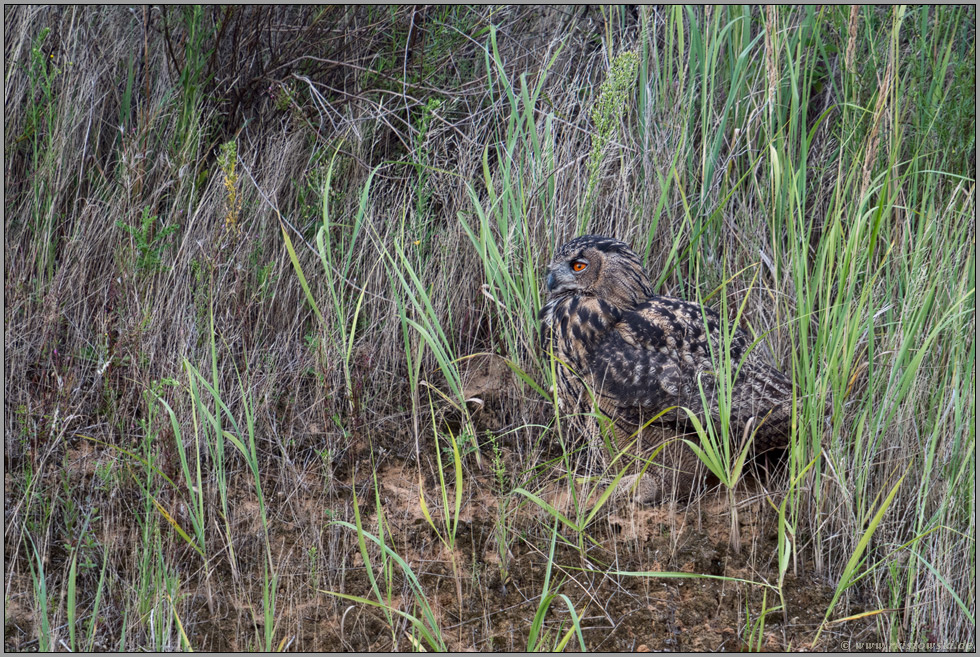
[539,235,795,503]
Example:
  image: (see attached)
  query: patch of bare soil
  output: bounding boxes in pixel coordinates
[305,461,868,652]
[6,441,872,652]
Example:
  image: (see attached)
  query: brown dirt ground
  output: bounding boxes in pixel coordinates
[4,438,878,652]
[328,462,870,652]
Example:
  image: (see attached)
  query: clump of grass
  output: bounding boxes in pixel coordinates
[116,207,180,275]
[217,139,242,239]
[580,49,639,233]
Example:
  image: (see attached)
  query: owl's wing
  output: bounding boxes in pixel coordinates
[586,298,713,423]
[588,298,793,449]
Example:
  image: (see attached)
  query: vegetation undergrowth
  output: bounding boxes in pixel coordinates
[4,5,974,651]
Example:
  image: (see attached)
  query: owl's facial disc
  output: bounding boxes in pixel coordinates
[546,256,591,294]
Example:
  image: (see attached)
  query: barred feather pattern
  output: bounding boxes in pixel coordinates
[539,235,796,503]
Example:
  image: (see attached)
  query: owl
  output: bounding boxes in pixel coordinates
[539,235,796,504]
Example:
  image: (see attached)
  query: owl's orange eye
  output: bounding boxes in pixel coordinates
[571,260,588,272]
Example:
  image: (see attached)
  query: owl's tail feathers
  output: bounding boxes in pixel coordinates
[729,365,834,457]
[720,364,793,450]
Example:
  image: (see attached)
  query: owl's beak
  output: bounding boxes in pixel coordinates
[546,271,556,291]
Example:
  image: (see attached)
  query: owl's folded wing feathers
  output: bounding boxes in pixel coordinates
[588,297,794,452]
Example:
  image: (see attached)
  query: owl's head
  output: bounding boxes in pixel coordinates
[544,235,654,310]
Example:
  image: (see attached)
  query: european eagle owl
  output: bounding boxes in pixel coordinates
[539,235,796,504]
